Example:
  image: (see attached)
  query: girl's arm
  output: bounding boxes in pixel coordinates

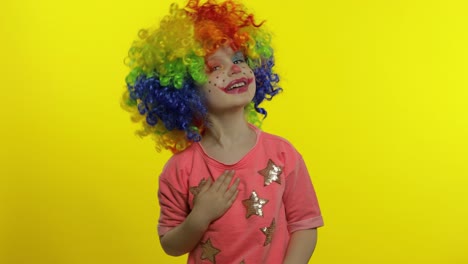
[160,171,239,256]
[159,207,211,256]
[283,228,318,264]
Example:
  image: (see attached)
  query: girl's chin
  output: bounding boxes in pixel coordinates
[208,100,254,113]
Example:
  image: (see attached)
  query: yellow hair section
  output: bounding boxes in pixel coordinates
[125,3,207,88]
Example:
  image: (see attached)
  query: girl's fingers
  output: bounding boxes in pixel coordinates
[227,189,239,205]
[211,171,227,190]
[213,170,232,191]
[233,177,240,188]
[225,177,240,197]
[199,178,211,193]
[218,170,235,191]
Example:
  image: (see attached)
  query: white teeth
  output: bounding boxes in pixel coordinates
[228,82,246,90]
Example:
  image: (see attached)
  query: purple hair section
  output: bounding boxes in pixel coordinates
[129,75,207,142]
[252,56,282,117]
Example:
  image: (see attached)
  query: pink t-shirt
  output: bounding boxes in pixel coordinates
[158,126,324,263]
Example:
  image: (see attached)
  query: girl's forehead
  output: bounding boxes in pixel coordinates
[206,46,243,60]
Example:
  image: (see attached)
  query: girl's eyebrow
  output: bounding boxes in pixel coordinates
[206,56,223,62]
[233,51,244,58]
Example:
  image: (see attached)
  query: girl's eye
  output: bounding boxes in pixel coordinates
[211,65,221,71]
[233,58,245,64]
[233,51,246,64]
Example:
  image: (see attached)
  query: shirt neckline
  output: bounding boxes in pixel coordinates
[194,123,262,168]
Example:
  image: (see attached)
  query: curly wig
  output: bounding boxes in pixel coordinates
[122,0,282,153]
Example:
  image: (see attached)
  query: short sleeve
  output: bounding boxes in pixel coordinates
[157,165,190,237]
[283,155,324,233]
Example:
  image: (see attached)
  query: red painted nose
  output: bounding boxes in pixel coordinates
[230,64,241,74]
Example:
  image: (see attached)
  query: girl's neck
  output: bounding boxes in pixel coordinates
[202,109,254,149]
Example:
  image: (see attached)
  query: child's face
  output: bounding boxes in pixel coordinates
[200,45,256,113]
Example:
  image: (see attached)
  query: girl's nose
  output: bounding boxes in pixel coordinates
[230,64,242,75]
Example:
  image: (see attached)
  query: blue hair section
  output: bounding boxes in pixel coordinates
[252,56,282,117]
[128,74,207,142]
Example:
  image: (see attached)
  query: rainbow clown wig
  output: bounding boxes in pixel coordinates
[122,0,282,153]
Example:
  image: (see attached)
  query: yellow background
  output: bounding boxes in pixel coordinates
[2,0,467,263]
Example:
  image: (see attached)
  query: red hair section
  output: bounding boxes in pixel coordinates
[187,0,264,56]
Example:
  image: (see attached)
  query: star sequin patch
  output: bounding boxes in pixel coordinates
[242,191,269,218]
[258,159,283,186]
[200,238,221,263]
[189,178,206,197]
[260,218,276,246]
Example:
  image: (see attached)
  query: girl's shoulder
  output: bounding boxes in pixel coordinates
[160,143,198,180]
[248,124,288,144]
[258,130,300,154]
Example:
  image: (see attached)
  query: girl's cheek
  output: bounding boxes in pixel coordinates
[208,79,219,88]
[211,72,226,88]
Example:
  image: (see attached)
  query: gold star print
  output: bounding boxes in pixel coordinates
[242,191,269,218]
[260,218,276,246]
[240,261,245,264]
[258,159,283,186]
[189,178,206,196]
[200,238,221,263]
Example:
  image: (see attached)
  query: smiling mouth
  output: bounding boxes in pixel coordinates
[227,81,247,91]
[223,78,253,93]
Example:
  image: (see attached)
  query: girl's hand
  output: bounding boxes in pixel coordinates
[192,170,240,225]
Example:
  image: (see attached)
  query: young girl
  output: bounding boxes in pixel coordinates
[122,0,324,263]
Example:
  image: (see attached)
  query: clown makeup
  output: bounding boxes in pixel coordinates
[200,46,256,112]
